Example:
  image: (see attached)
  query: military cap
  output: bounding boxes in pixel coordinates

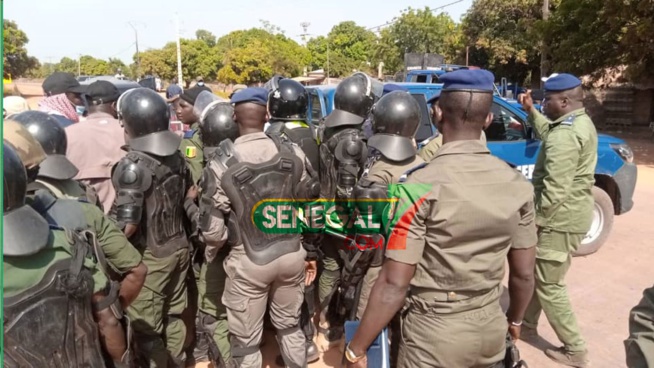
[544,73,581,92]
[426,90,442,104]
[3,119,47,169]
[230,87,268,106]
[382,84,408,95]
[441,69,495,92]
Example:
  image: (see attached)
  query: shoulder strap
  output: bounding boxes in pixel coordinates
[398,162,428,183]
[126,151,160,173]
[213,139,242,170]
[30,179,66,199]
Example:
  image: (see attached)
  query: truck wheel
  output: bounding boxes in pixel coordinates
[574,186,614,257]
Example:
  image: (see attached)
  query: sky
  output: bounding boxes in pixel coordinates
[4,0,474,65]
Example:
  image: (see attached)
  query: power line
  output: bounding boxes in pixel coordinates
[107,42,136,59]
[366,0,465,32]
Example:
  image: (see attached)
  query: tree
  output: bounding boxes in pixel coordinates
[3,20,38,78]
[216,27,309,84]
[107,57,132,78]
[138,39,221,84]
[374,8,463,76]
[306,21,377,77]
[545,0,654,84]
[79,55,112,76]
[196,29,216,47]
[462,0,543,85]
[55,57,78,74]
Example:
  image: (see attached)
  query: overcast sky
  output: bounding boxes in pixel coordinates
[4,0,473,64]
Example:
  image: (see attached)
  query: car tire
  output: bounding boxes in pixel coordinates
[574,186,614,257]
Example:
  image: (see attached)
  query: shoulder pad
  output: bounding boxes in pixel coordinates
[112,157,152,191]
[183,129,195,139]
[213,139,240,169]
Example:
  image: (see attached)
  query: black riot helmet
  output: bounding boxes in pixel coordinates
[11,110,79,180]
[3,142,50,256]
[368,91,421,162]
[268,78,308,121]
[194,91,239,147]
[324,72,383,128]
[117,87,181,156]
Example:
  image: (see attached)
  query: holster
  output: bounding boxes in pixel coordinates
[503,333,528,368]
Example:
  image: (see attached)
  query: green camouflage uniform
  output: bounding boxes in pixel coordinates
[523,108,598,353]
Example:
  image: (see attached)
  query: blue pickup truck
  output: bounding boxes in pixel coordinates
[306,82,638,256]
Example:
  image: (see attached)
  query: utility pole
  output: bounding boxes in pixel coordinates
[128,22,141,80]
[326,38,330,82]
[540,0,550,87]
[77,54,81,77]
[466,46,470,66]
[175,13,183,89]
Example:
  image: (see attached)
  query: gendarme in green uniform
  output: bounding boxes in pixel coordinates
[180,122,204,184]
[4,228,109,297]
[523,106,598,356]
[418,131,486,162]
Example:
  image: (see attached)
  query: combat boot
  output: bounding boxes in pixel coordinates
[545,347,590,368]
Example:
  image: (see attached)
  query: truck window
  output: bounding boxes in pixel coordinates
[410,94,434,143]
[309,91,323,125]
[416,75,427,83]
[486,102,526,141]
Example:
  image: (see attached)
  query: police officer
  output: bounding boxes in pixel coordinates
[3,142,124,367]
[201,87,313,367]
[348,91,426,320]
[418,90,488,161]
[317,72,382,350]
[4,119,147,323]
[188,91,240,366]
[625,285,654,367]
[346,69,537,368]
[11,110,103,208]
[111,87,194,367]
[519,74,597,367]
[264,75,321,363]
[177,85,213,183]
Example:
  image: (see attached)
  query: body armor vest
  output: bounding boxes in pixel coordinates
[268,121,320,174]
[3,230,107,368]
[128,151,189,258]
[319,127,367,201]
[213,139,303,265]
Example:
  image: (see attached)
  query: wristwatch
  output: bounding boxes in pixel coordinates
[345,343,366,363]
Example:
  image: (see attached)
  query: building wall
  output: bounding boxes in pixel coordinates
[584,87,653,128]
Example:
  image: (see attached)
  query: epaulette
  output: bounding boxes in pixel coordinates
[560,115,575,126]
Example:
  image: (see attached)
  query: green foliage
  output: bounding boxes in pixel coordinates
[546,0,654,83]
[306,21,377,77]
[196,29,217,47]
[3,20,38,78]
[375,8,463,75]
[55,57,78,74]
[462,0,543,85]
[139,39,221,85]
[216,27,309,84]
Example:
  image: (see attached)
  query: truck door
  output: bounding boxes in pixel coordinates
[308,89,327,140]
[485,98,541,180]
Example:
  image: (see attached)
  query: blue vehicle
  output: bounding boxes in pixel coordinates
[307,82,637,256]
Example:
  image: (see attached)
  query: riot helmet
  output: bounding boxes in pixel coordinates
[268,79,308,121]
[117,87,181,156]
[263,74,285,92]
[11,110,79,180]
[368,91,421,162]
[194,91,239,147]
[3,142,50,256]
[324,72,383,128]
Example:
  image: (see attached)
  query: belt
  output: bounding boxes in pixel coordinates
[410,286,497,302]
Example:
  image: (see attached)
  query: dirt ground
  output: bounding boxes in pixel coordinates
[12,81,654,368]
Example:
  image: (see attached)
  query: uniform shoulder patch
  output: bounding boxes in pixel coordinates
[185,146,197,158]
